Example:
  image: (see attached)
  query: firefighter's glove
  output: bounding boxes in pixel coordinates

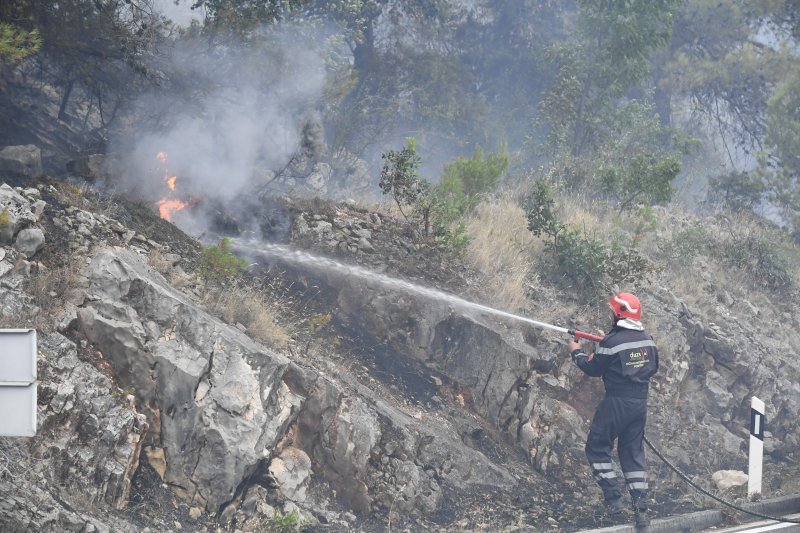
[570,348,586,363]
[567,340,581,353]
[568,340,588,364]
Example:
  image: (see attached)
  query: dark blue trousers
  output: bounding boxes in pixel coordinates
[585,396,649,509]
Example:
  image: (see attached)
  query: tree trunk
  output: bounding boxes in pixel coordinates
[571,76,590,157]
[58,79,74,121]
[652,51,672,127]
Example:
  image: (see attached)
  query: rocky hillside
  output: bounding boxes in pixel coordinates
[1,144,800,533]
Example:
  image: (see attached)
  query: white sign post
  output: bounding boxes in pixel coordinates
[748,396,765,501]
[0,329,37,437]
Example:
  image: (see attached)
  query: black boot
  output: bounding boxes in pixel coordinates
[633,507,650,528]
[605,497,627,515]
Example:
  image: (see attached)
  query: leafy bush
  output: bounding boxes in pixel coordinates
[435,221,471,252]
[0,23,41,64]
[552,227,609,294]
[706,171,767,212]
[526,181,564,238]
[663,222,797,293]
[630,205,658,244]
[379,141,507,249]
[439,144,509,202]
[379,138,439,239]
[427,144,509,249]
[551,229,654,297]
[198,237,248,284]
[662,226,714,266]
[526,181,653,297]
[256,508,305,532]
[719,229,796,292]
[604,240,655,288]
[600,152,680,212]
[379,137,424,222]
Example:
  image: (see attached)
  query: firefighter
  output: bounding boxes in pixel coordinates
[568,292,659,528]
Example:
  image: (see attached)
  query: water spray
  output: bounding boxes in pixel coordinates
[233,240,604,343]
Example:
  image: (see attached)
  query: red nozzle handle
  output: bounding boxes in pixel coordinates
[569,329,604,342]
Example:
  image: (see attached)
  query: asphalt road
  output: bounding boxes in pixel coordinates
[708,514,800,533]
[577,509,800,533]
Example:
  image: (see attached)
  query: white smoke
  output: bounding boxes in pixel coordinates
[114,26,328,206]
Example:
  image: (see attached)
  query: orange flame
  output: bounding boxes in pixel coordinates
[155,151,182,220]
[157,198,188,221]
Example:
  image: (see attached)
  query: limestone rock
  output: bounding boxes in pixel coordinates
[0,145,42,177]
[76,247,293,512]
[14,227,45,258]
[712,470,748,490]
[269,447,312,502]
[0,184,37,245]
[32,333,148,510]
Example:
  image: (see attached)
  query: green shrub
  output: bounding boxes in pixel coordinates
[631,205,658,244]
[256,508,305,532]
[526,181,565,238]
[720,229,796,291]
[0,206,9,226]
[379,141,509,247]
[198,237,248,285]
[662,226,714,266]
[605,239,656,288]
[552,227,609,294]
[706,171,767,212]
[439,144,509,200]
[379,137,424,222]
[664,222,797,293]
[526,181,653,297]
[600,152,680,212]
[435,144,509,226]
[0,23,42,64]
[434,221,471,253]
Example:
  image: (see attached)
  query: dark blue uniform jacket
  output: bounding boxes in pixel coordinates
[572,326,659,399]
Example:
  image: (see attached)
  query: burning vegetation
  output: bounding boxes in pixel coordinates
[154,151,191,221]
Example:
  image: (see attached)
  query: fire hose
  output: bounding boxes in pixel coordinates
[643,435,800,524]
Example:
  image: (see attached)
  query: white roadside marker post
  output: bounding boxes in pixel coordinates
[748,396,765,501]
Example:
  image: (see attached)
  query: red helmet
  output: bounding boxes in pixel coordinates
[609,292,641,321]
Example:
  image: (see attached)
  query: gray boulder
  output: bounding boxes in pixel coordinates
[67,154,108,181]
[268,447,312,502]
[14,227,45,258]
[0,145,42,178]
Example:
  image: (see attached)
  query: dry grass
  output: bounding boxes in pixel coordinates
[148,249,194,289]
[26,257,84,333]
[203,282,291,349]
[558,193,605,236]
[463,195,540,311]
[147,248,173,275]
[148,249,292,349]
